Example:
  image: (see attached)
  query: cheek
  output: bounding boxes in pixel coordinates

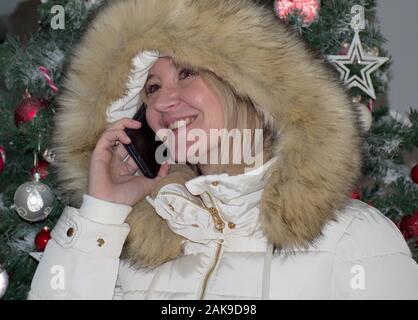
[145,109,160,132]
[203,99,224,130]
[214,103,225,128]
[190,88,225,129]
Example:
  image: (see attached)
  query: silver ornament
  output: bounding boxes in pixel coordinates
[42,148,56,163]
[326,6,389,100]
[0,265,8,299]
[13,173,55,223]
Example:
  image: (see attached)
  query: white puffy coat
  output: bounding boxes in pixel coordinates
[29,157,418,299]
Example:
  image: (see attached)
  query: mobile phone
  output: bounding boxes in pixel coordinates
[123,103,163,178]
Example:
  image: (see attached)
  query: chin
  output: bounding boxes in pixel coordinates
[170,143,209,164]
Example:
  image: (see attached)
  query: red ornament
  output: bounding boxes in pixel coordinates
[31,159,49,180]
[14,91,47,127]
[275,0,320,26]
[399,212,418,240]
[350,187,362,200]
[0,146,5,173]
[337,43,350,56]
[399,212,418,248]
[411,164,418,184]
[367,99,374,112]
[35,226,51,252]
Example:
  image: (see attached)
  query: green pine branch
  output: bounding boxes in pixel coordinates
[0,0,99,300]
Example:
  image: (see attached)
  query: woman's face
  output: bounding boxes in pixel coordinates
[145,57,224,163]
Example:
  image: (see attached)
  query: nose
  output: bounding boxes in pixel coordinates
[151,85,181,113]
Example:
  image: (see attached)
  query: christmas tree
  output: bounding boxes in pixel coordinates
[0,0,417,300]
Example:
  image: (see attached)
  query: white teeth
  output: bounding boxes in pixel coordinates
[168,117,194,130]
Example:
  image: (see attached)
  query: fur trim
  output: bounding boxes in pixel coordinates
[53,0,362,267]
[121,164,198,268]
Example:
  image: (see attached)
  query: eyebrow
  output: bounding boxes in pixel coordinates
[145,74,156,84]
[145,60,196,85]
[146,58,176,84]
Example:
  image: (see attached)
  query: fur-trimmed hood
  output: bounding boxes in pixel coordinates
[53,0,362,268]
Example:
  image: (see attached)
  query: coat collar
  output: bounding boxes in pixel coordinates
[151,157,279,252]
[184,156,279,203]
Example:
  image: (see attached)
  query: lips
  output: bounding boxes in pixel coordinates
[165,115,198,130]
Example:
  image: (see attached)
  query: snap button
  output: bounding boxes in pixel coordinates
[66,227,75,237]
[97,238,105,247]
[191,224,199,228]
[228,222,236,229]
[211,181,219,186]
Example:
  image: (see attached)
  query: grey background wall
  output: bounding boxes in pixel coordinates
[1,0,418,116]
[0,1,22,15]
[376,0,418,116]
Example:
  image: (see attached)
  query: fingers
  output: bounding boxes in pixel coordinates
[95,128,132,153]
[125,156,139,174]
[121,153,130,163]
[131,162,169,181]
[157,162,170,178]
[107,117,141,131]
[96,118,141,153]
[107,144,139,176]
[133,162,169,182]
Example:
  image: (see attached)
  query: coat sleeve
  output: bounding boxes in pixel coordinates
[28,194,131,300]
[330,203,418,300]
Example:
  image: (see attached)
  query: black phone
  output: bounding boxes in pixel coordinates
[123,103,163,178]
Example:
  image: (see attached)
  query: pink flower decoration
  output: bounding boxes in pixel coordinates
[275,0,320,26]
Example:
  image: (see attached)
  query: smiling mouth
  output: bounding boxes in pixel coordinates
[167,116,197,131]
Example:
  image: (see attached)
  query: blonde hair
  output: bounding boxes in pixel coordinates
[141,63,275,176]
[199,69,275,175]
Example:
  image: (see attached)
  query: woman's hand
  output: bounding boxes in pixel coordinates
[87,117,169,206]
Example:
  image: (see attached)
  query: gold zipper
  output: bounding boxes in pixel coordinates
[159,191,225,231]
[159,191,206,211]
[205,192,225,231]
[200,191,225,299]
[199,241,223,300]
[160,190,226,299]
[208,207,225,231]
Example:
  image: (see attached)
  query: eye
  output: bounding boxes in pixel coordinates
[179,68,198,80]
[146,84,160,95]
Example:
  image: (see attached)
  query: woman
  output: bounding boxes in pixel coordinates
[29,0,418,299]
